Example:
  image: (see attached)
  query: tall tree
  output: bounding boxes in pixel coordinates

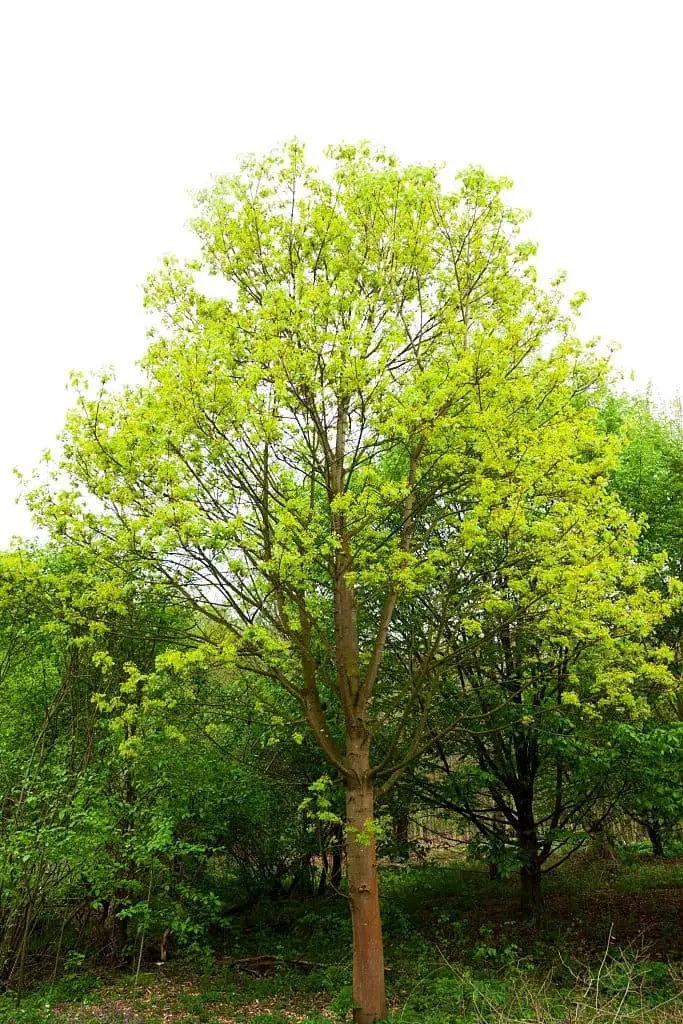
[31,143,628,1021]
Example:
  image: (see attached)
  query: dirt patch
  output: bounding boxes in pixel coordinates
[421,878,683,961]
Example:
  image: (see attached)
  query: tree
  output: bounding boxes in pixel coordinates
[402,431,672,911]
[606,394,683,671]
[412,648,666,912]
[0,543,309,974]
[31,142,628,1021]
[0,545,188,979]
[604,395,683,852]
[402,391,679,909]
[613,721,683,856]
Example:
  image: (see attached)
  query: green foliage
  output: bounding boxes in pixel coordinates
[1,860,680,1023]
[0,543,328,986]
[26,141,640,792]
[3,142,683,1011]
[601,394,683,851]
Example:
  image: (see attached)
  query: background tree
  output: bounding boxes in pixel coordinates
[613,721,683,856]
[603,395,683,852]
[402,408,672,912]
[0,546,209,979]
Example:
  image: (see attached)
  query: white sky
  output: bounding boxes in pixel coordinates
[1,0,681,543]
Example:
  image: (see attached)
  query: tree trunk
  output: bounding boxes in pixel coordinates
[102,898,129,961]
[317,852,329,897]
[331,822,344,892]
[519,829,543,915]
[345,779,386,1024]
[646,822,665,858]
[489,810,505,880]
[393,812,410,862]
[520,861,543,914]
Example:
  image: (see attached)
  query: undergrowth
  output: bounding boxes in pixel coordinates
[0,853,680,1023]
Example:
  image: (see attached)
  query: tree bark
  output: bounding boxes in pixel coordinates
[345,778,386,1024]
[489,809,505,880]
[519,860,543,914]
[331,822,344,892]
[393,812,410,862]
[589,821,617,861]
[519,829,543,915]
[317,852,329,897]
[646,822,665,858]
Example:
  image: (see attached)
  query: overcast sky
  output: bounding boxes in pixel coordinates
[1,0,681,543]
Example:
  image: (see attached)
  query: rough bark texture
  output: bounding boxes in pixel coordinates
[345,778,386,1024]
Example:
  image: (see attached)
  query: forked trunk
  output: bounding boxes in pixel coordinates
[345,779,387,1024]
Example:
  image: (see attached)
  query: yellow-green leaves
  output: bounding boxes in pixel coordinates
[27,141,671,781]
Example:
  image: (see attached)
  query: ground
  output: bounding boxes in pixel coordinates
[3,853,681,1023]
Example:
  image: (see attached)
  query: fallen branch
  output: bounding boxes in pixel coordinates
[226,955,325,976]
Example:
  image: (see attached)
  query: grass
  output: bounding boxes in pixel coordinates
[1,852,680,1023]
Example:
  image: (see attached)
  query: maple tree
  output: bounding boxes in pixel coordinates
[29,142,669,1020]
